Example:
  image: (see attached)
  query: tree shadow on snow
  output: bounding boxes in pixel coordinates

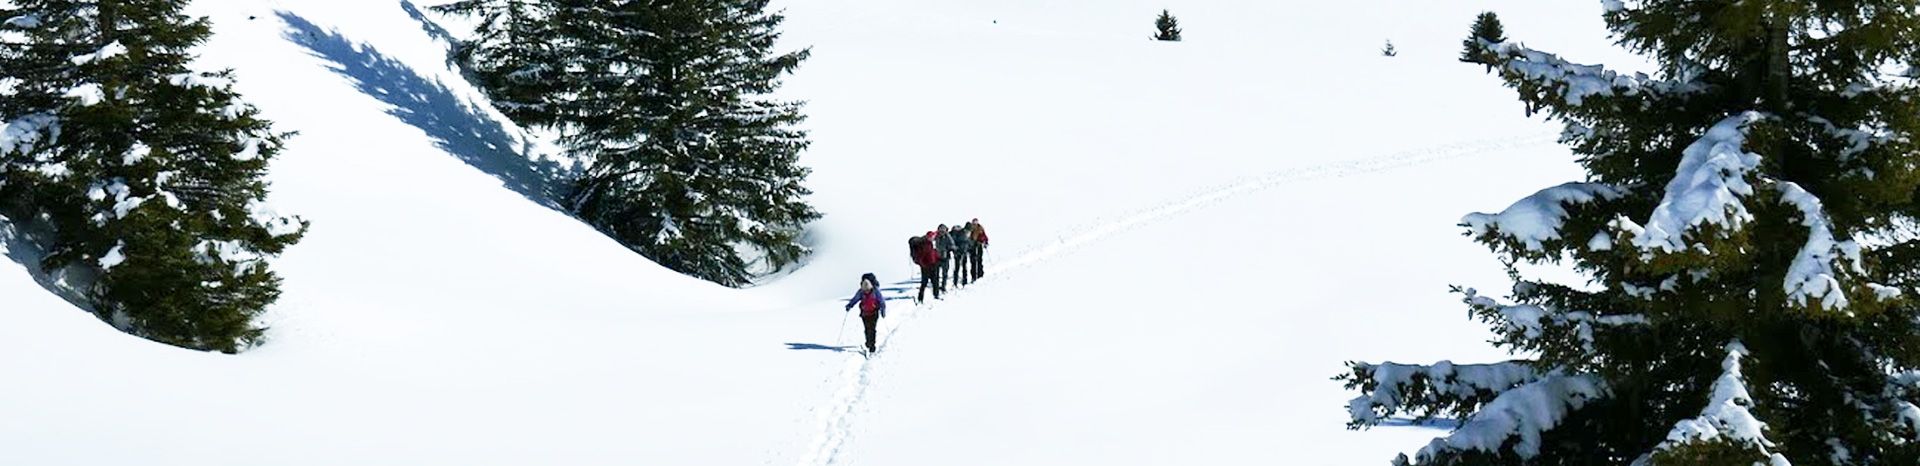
[399,0,461,60]
[0,216,101,316]
[276,11,575,212]
[785,342,860,352]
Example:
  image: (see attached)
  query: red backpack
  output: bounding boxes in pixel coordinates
[908,236,931,265]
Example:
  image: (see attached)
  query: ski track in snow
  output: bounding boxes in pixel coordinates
[794,133,1559,466]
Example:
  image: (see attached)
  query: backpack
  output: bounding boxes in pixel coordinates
[859,289,881,313]
[908,236,930,265]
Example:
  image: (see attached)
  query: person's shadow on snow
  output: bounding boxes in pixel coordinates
[277,10,575,211]
[786,342,861,352]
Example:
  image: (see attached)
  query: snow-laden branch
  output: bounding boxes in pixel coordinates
[1887,371,1920,435]
[1464,289,1647,353]
[1625,112,1766,253]
[167,71,234,90]
[85,177,179,226]
[1805,115,1897,164]
[1480,39,1705,109]
[1463,182,1627,252]
[2,13,41,29]
[1344,360,1540,426]
[1896,402,1920,435]
[195,240,264,269]
[249,202,303,238]
[1635,341,1790,466]
[1777,182,1865,311]
[97,241,125,269]
[1402,373,1609,463]
[0,112,57,155]
[68,40,125,66]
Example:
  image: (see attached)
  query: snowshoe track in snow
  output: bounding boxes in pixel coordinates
[794,133,1557,466]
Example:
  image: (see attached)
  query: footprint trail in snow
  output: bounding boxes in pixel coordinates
[794,133,1558,466]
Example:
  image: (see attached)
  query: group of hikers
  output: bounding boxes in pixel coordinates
[842,219,991,354]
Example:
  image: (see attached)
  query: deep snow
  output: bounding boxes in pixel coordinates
[2,0,1642,464]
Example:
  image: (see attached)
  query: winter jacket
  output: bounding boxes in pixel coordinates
[972,224,989,246]
[845,287,886,318]
[934,230,955,259]
[917,232,941,265]
[949,228,973,254]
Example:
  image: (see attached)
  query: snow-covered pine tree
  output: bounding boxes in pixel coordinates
[0,0,305,353]
[430,0,565,127]
[557,0,818,287]
[1152,9,1181,42]
[1340,1,1920,464]
[1381,40,1397,57]
[1458,12,1502,67]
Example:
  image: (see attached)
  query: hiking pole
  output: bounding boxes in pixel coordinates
[835,309,850,346]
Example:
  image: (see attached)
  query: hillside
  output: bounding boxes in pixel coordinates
[1,0,1637,464]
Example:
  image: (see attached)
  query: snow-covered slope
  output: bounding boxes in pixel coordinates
[2,0,1640,464]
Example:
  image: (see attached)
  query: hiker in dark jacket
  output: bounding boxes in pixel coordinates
[934,224,953,294]
[843,273,887,353]
[910,231,941,302]
[948,223,973,287]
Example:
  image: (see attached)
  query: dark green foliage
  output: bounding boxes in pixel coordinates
[564,0,817,287]
[1340,1,1920,464]
[1153,9,1181,41]
[435,0,818,286]
[1648,437,1775,466]
[430,0,563,126]
[1459,12,1503,66]
[0,0,305,353]
[1381,40,1397,57]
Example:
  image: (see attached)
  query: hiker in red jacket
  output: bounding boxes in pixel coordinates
[908,231,941,303]
[968,219,989,280]
[843,273,887,353]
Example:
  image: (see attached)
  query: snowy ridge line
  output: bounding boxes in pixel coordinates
[795,132,1558,466]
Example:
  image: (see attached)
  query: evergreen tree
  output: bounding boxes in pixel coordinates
[555,0,818,287]
[1152,9,1181,42]
[430,0,565,127]
[1458,11,1503,67]
[0,0,306,353]
[1339,2,1920,465]
[1381,40,1397,57]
